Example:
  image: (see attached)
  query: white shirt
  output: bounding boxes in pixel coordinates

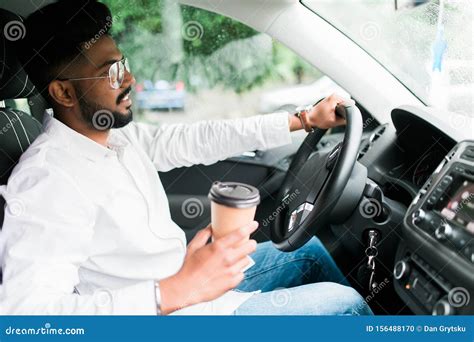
[0,111,291,315]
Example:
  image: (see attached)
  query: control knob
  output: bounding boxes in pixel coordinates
[393,260,410,280]
[432,297,455,316]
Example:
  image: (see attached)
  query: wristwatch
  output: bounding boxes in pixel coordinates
[294,104,314,133]
[154,281,163,315]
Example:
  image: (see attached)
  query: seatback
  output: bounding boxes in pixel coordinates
[0,8,43,283]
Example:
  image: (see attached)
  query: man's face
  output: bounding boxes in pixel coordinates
[67,35,135,130]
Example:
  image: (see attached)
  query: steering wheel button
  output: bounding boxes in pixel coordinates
[288,211,298,233]
[301,211,310,222]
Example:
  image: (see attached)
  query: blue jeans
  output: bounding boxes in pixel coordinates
[233,237,373,315]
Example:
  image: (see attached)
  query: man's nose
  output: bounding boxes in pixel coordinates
[123,68,136,88]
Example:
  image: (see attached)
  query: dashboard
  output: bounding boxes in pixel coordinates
[394,140,474,315]
[228,104,472,315]
[330,106,473,315]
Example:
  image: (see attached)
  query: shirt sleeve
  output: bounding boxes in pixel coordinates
[121,112,292,172]
[0,166,158,315]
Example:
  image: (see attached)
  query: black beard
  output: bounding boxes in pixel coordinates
[78,95,133,130]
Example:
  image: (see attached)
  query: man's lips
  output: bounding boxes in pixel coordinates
[121,93,131,103]
[117,87,132,105]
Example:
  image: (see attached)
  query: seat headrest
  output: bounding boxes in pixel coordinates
[0,8,36,101]
[0,108,42,184]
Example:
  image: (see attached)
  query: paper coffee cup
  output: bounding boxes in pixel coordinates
[208,181,260,240]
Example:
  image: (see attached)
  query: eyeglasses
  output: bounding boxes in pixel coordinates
[58,57,130,89]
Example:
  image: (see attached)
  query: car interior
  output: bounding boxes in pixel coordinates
[0,0,472,316]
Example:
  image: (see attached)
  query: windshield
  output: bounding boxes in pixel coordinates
[303,0,473,117]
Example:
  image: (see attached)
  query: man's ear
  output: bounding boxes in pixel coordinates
[48,80,77,108]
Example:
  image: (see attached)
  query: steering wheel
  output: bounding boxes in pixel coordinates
[271,103,363,251]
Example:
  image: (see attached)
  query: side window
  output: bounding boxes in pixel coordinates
[102,1,349,125]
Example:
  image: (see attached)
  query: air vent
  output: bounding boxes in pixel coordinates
[446,148,457,162]
[412,175,433,205]
[417,147,458,204]
[358,124,388,160]
[432,147,457,175]
[421,177,432,195]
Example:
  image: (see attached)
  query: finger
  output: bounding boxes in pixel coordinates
[229,271,245,288]
[231,239,257,259]
[229,255,253,274]
[334,95,355,107]
[334,117,347,126]
[219,221,259,248]
[187,225,212,254]
[329,93,347,104]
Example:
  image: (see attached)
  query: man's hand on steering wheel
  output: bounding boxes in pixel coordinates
[309,94,354,129]
[273,99,364,251]
[288,94,353,132]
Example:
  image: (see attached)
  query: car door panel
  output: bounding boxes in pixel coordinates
[160,160,286,242]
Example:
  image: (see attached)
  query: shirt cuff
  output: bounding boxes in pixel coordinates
[259,112,292,149]
[112,280,158,315]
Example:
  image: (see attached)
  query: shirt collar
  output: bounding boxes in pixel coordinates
[42,111,129,162]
